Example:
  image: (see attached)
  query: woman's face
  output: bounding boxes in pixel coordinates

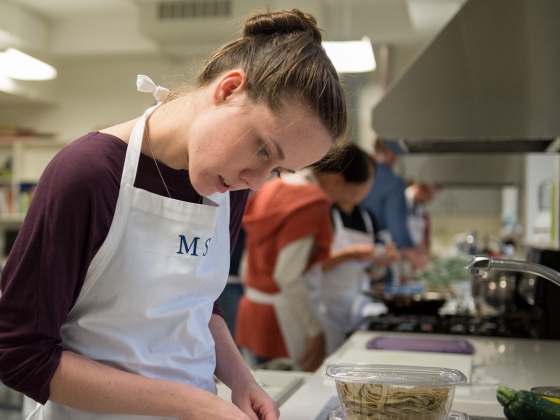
[333,162,375,213]
[186,74,332,196]
[335,177,374,213]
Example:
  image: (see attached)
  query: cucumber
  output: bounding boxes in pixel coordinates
[497,386,560,420]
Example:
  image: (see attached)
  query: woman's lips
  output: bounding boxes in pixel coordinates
[216,175,230,193]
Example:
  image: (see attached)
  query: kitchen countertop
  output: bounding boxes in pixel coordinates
[279,331,560,419]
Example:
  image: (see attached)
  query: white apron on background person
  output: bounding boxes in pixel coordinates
[244,234,319,370]
[319,207,374,355]
[27,76,230,420]
[405,187,426,246]
[244,278,310,370]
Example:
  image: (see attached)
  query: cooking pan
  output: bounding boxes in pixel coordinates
[363,289,448,316]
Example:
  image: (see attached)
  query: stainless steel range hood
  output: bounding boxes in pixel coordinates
[372,0,560,153]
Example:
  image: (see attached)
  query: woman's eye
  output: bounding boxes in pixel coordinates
[258,144,269,158]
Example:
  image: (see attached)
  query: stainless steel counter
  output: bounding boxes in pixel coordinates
[279,331,560,419]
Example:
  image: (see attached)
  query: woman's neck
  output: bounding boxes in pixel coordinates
[336,202,354,215]
[144,94,198,170]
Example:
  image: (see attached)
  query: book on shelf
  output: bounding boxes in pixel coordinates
[0,187,15,216]
[19,183,37,215]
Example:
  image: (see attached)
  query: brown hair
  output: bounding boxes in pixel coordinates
[313,143,374,184]
[195,8,347,142]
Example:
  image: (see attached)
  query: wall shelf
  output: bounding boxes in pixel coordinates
[0,138,67,256]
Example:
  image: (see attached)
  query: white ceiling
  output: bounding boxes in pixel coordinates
[9,0,136,20]
[1,0,466,59]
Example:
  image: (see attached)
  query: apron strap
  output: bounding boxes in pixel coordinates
[245,286,277,305]
[331,207,345,231]
[333,206,374,236]
[121,75,170,188]
[359,206,374,235]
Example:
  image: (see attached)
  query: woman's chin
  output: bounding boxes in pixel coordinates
[190,179,214,198]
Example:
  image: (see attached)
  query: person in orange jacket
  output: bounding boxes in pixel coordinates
[236,144,385,371]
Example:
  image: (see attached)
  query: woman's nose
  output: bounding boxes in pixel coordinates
[242,168,273,191]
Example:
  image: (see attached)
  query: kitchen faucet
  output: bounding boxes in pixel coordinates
[467,256,560,288]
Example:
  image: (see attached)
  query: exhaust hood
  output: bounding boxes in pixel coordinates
[372,0,560,153]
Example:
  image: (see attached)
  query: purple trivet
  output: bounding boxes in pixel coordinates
[366,335,475,354]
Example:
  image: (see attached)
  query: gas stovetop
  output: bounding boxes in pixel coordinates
[362,312,539,338]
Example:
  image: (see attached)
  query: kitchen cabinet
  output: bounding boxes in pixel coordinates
[280,331,560,420]
[428,187,501,216]
[0,139,66,256]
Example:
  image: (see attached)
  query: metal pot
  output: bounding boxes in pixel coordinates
[363,290,448,316]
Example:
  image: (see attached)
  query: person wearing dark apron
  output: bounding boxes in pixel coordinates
[314,145,398,354]
[321,205,377,354]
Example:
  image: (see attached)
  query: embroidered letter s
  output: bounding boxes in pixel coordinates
[202,238,212,256]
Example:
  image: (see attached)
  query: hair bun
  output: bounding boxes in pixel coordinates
[243,9,322,44]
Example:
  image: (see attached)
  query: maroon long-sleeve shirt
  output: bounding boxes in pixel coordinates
[0,132,249,404]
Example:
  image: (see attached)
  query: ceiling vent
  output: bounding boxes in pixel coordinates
[138,0,324,48]
[157,1,231,20]
[138,0,267,45]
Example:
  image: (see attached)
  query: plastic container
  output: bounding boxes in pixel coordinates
[329,405,470,420]
[326,363,468,420]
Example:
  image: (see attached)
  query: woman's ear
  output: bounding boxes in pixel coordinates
[213,69,247,105]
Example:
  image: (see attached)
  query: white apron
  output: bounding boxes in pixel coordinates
[243,285,309,370]
[406,188,426,246]
[408,211,426,246]
[28,75,230,420]
[319,207,374,354]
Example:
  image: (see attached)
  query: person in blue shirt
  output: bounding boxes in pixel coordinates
[362,139,428,283]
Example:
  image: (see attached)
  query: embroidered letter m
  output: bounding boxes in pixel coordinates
[177,235,201,256]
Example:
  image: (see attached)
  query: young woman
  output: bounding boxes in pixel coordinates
[0,9,346,420]
[235,145,390,371]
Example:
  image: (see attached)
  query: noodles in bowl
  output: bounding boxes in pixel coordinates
[326,364,467,420]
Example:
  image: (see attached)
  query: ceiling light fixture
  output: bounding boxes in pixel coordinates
[0,48,57,81]
[323,36,376,73]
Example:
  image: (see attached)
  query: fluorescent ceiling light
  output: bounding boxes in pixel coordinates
[0,48,57,80]
[323,37,376,73]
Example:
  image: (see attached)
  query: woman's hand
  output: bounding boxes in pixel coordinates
[323,243,376,271]
[176,388,257,420]
[372,242,399,267]
[299,332,325,372]
[231,378,280,420]
[210,314,279,420]
[347,243,377,261]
